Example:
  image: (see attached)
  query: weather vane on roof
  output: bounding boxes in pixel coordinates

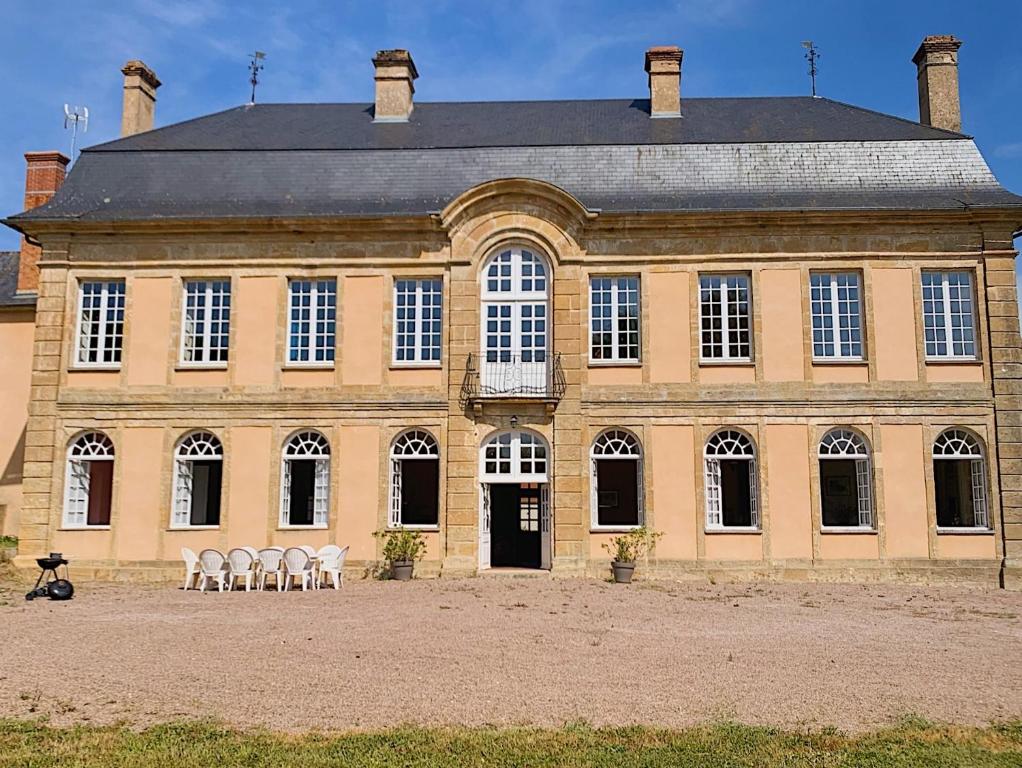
[248,51,266,104]
[801,41,820,97]
[63,104,88,162]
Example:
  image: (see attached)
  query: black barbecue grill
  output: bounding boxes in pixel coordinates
[26,552,74,601]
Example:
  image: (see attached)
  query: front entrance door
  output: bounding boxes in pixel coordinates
[490,484,541,568]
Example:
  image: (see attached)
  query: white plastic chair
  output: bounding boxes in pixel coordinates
[283,547,314,591]
[181,547,201,591]
[257,548,285,592]
[300,545,319,589]
[241,546,260,562]
[226,548,256,592]
[197,549,228,592]
[317,545,348,590]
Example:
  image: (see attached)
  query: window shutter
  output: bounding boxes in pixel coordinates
[314,459,330,526]
[748,458,759,528]
[704,458,721,527]
[855,458,872,527]
[971,459,988,528]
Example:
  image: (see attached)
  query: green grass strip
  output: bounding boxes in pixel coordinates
[1,718,1020,767]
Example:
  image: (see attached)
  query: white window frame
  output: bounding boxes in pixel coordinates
[389,429,440,528]
[818,428,874,530]
[286,279,337,367]
[921,271,977,361]
[810,272,864,361]
[180,279,232,367]
[279,430,331,529]
[589,276,641,363]
[699,274,752,362]
[479,429,549,483]
[63,431,115,529]
[704,429,759,531]
[590,429,644,530]
[74,280,126,369]
[392,278,443,367]
[171,431,224,529]
[932,428,989,531]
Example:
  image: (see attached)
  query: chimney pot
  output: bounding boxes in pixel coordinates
[121,59,161,136]
[645,45,683,118]
[18,151,70,293]
[913,35,962,132]
[372,49,418,122]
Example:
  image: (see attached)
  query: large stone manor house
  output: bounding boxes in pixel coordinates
[2,36,1022,585]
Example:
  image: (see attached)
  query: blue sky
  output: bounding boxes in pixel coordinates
[1,0,1020,259]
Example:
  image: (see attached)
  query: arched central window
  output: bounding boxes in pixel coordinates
[64,432,115,528]
[591,429,643,528]
[389,429,440,528]
[480,430,549,482]
[172,432,224,528]
[818,429,873,529]
[480,247,549,396]
[933,429,989,529]
[704,429,759,530]
[281,431,330,527]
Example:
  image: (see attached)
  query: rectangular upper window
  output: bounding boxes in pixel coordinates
[75,280,126,367]
[590,276,640,362]
[921,271,976,359]
[181,280,231,365]
[287,279,336,365]
[810,272,863,360]
[393,278,443,365]
[699,274,751,361]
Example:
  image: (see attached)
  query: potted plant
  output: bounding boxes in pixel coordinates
[602,526,663,583]
[374,528,427,581]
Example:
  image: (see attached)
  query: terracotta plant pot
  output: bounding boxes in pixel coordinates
[611,561,635,584]
[391,560,414,581]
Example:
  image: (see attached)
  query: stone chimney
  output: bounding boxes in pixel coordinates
[912,35,962,132]
[17,151,70,293]
[372,49,418,122]
[121,59,161,136]
[645,46,683,118]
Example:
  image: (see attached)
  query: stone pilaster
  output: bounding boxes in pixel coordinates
[15,251,69,566]
[984,243,1022,588]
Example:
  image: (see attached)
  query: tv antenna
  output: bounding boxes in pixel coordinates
[801,41,820,97]
[248,51,266,104]
[64,104,89,161]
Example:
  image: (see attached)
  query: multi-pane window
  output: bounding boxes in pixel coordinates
[480,430,548,481]
[171,432,223,528]
[818,429,873,529]
[932,429,989,529]
[921,271,976,359]
[704,429,759,529]
[394,279,443,364]
[810,273,863,359]
[76,281,126,366]
[699,275,751,361]
[63,431,115,528]
[389,429,440,527]
[591,429,643,528]
[181,280,231,365]
[280,431,331,527]
[590,277,640,362]
[287,279,336,364]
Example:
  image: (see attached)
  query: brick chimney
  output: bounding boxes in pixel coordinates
[17,151,70,294]
[372,49,418,122]
[645,46,683,118]
[913,35,963,133]
[121,59,161,136]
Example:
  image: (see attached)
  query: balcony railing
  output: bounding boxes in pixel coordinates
[461,353,566,407]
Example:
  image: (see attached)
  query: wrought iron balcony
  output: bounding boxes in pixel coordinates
[461,353,566,411]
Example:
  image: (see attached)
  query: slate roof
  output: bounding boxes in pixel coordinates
[7,96,1022,227]
[0,251,35,308]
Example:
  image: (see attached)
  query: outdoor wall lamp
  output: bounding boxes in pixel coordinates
[510,415,519,428]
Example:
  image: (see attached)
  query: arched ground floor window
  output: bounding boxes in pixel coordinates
[172,431,224,528]
[64,431,115,528]
[704,429,758,530]
[281,431,330,527]
[389,429,440,527]
[933,429,989,529]
[818,429,874,529]
[590,429,643,528]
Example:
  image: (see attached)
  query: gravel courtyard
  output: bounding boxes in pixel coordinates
[1,575,1020,732]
